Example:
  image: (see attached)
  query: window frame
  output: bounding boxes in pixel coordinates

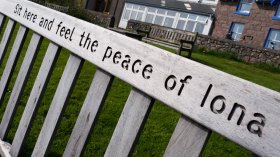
[228,22,245,41]
[234,0,254,16]
[272,4,280,20]
[175,13,208,34]
[121,3,145,21]
[120,3,210,34]
[264,28,280,50]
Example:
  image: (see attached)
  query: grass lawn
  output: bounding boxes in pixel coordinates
[0,22,279,157]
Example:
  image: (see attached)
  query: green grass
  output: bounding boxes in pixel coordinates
[0,20,279,157]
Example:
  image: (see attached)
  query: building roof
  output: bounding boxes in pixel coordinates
[126,0,215,15]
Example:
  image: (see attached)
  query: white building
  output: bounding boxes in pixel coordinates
[118,0,218,35]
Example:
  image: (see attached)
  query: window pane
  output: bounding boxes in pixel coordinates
[145,14,154,23]
[195,23,205,34]
[131,11,137,20]
[197,16,208,23]
[188,14,197,20]
[229,23,244,41]
[233,33,241,40]
[266,29,280,50]
[126,4,132,9]
[148,7,156,13]
[133,4,139,9]
[155,16,164,25]
[237,24,244,33]
[176,20,186,30]
[123,10,131,20]
[164,17,174,27]
[180,13,188,18]
[232,24,239,33]
[266,42,273,49]
[275,33,280,41]
[139,6,145,11]
[276,6,280,16]
[240,4,252,12]
[167,11,176,16]
[238,0,253,13]
[274,43,280,50]
[136,12,143,21]
[157,9,166,15]
[186,21,195,32]
[269,30,277,39]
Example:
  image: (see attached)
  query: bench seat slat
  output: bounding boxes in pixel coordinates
[104,88,154,157]
[11,43,60,157]
[0,33,42,139]
[32,54,84,157]
[0,25,28,105]
[0,19,15,66]
[63,69,113,157]
[164,115,210,157]
[0,13,5,34]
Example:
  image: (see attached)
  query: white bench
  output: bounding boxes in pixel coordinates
[0,0,279,156]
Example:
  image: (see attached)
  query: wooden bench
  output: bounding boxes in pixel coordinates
[126,20,198,58]
[0,0,280,157]
[145,25,198,58]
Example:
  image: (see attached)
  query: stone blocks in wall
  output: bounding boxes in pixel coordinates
[196,34,280,68]
[85,10,113,28]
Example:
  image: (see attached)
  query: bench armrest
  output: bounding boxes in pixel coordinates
[136,29,150,37]
[179,39,195,45]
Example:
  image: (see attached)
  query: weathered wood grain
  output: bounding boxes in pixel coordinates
[104,88,154,157]
[10,43,60,157]
[0,13,5,34]
[63,69,113,157]
[0,19,15,66]
[0,33,42,139]
[0,0,280,156]
[31,54,84,157]
[164,115,210,157]
[0,25,28,105]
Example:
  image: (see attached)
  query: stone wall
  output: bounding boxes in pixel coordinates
[196,34,280,68]
[45,2,69,13]
[85,10,113,27]
[67,8,113,28]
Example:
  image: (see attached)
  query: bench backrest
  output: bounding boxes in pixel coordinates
[0,0,279,157]
[149,25,197,45]
[126,19,152,34]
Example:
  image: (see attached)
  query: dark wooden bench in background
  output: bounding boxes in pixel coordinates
[0,0,279,157]
[126,20,198,58]
[144,25,197,58]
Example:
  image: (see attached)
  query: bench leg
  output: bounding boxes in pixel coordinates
[176,45,182,56]
[187,50,192,59]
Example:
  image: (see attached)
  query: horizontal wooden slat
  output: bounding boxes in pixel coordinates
[0,1,280,156]
[11,43,60,157]
[0,33,42,140]
[164,115,210,157]
[105,88,154,157]
[63,69,113,157]
[0,25,28,105]
[32,54,84,157]
[0,19,15,66]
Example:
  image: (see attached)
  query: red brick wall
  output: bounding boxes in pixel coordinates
[212,1,280,48]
